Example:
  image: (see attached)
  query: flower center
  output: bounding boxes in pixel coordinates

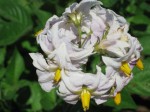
[120,61,131,76]
[53,69,61,84]
[68,12,82,26]
[136,59,144,70]
[81,89,91,112]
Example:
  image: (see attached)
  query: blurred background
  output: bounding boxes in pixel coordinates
[0,0,150,112]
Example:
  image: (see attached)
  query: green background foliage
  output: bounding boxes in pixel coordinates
[0,0,150,112]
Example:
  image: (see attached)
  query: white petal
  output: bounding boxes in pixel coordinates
[105,67,116,77]
[29,53,49,71]
[36,70,55,92]
[57,81,79,105]
[63,94,79,104]
[39,81,55,92]
[63,3,78,14]
[115,75,124,92]
[36,70,54,83]
[77,0,102,14]
[94,97,108,105]
[45,15,59,29]
[58,81,72,95]
[48,43,78,70]
[37,35,53,54]
[106,47,124,57]
[118,34,136,61]
[69,46,94,61]
[102,56,121,68]
[61,69,83,93]
[94,78,114,95]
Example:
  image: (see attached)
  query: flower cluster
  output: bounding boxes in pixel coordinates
[30,0,143,111]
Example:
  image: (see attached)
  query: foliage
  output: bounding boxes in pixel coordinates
[0,0,150,112]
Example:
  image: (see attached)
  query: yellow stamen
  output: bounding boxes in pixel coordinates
[81,89,91,112]
[53,69,61,84]
[136,59,144,70]
[120,61,131,77]
[114,92,121,105]
[35,30,43,37]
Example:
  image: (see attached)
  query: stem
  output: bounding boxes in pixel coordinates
[102,26,110,40]
[77,25,82,48]
[81,31,92,47]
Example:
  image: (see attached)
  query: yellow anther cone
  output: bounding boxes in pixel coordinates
[81,89,91,112]
[53,69,61,83]
[136,59,144,70]
[114,92,121,105]
[120,62,131,77]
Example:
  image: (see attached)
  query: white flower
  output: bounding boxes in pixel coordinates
[95,23,131,56]
[101,32,143,76]
[129,37,143,70]
[106,67,132,94]
[100,31,138,76]
[102,56,132,77]
[29,53,57,92]
[29,0,144,110]
[29,43,80,92]
[106,67,133,105]
[57,66,114,111]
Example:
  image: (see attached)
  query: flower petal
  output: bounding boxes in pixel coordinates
[102,56,121,68]
[29,53,49,71]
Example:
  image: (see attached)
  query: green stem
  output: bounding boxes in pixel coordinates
[102,26,110,40]
[81,31,92,47]
[77,25,82,48]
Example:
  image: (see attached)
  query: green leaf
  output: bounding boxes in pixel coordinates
[139,36,150,55]
[127,14,150,25]
[101,0,119,7]
[22,41,38,52]
[28,83,58,111]
[104,89,137,110]
[56,5,65,16]
[140,2,150,12]
[41,89,57,111]
[1,79,30,100]
[146,25,150,34]
[0,47,6,65]
[91,54,101,73]
[5,48,25,85]
[28,83,42,111]
[1,81,17,100]
[126,4,137,14]
[0,0,32,46]
[13,0,31,12]
[34,10,52,28]
[0,68,6,79]
[127,58,150,96]
[48,0,59,4]
[29,0,44,10]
